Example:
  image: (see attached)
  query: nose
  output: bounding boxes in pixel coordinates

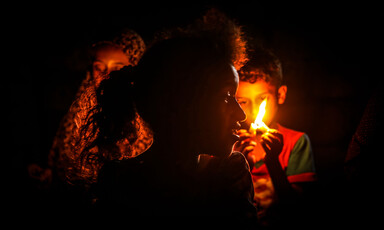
[233,100,247,122]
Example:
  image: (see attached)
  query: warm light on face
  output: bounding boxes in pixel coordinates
[250,98,269,134]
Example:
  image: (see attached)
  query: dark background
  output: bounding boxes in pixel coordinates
[5,2,382,219]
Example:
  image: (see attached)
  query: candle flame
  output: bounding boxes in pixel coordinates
[250,98,269,134]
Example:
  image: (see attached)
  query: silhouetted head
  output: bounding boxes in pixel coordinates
[99,36,246,160]
[136,37,246,158]
[87,8,248,167]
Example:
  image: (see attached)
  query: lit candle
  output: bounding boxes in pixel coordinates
[249,98,270,135]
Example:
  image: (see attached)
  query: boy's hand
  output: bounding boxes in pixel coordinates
[261,129,284,162]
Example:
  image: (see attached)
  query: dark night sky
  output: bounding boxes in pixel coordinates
[4,2,383,214]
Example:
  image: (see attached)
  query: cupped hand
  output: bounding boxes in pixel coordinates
[233,129,257,155]
[260,129,284,161]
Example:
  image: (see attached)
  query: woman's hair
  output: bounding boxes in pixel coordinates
[90,29,146,67]
[152,8,248,70]
[59,29,147,187]
[70,8,248,186]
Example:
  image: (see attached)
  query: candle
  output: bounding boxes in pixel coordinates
[249,98,270,134]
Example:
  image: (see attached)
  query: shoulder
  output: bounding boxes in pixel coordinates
[224,152,253,189]
[277,124,305,142]
[227,151,251,171]
[229,151,248,163]
[282,127,316,182]
[294,133,312,150]
[277,124,311,156]
[277,123,313,159]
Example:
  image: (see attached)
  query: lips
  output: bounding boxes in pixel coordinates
[231,132,240,142]
[231,122,242,141]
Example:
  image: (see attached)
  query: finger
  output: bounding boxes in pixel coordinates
[236,145,255,156]
[234,142,248,153]
[244,140,257,148]
[243,145,255,155]
[276,132,284,145]
[237,129,251,137]
[269,135,281,146]
[238,135,252,144]
[267,130,283,143]
[261,135,277,153]
[237,129,249,134]
[267,128,278,134]
[261,140,272,151]
[248,140,257,146]
[261,140,271,151]
[238,139,256,149]
[261,134,274,145]
[238,132,252,140]
[263,132,282,146]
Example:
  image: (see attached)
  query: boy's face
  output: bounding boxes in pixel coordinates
[236,79,287,129]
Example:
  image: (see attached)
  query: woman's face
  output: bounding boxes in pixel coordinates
[92,46,129,86]
[198,64,246,158]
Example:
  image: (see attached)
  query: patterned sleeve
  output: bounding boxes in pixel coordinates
[285,134,317,183]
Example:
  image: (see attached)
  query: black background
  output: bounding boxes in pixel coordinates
[4,1,383,220]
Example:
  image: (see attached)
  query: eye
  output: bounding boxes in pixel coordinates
[237,99,247,106]
[93,63,106,73]
[259,95,268,103]
[236,97,247,106]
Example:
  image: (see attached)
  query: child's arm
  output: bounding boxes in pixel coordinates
[261,130,299,204]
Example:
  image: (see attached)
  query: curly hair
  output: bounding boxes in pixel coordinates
[62,71,153,187]
[153,8,248,70]
[190,8,248,70]
[48,29,151,188]
[91,29,146,67]
[69,68,153,186]
[238,47,283,87]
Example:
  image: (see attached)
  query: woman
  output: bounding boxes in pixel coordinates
[89,10,257,218]
[45,29,151,197]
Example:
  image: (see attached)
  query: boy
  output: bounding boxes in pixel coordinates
[234,47,317,226]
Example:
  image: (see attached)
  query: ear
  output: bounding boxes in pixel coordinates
[277,85,287,105]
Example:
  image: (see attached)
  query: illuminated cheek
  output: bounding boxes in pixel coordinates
[246,107,255,123]
[264,104,277,125]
